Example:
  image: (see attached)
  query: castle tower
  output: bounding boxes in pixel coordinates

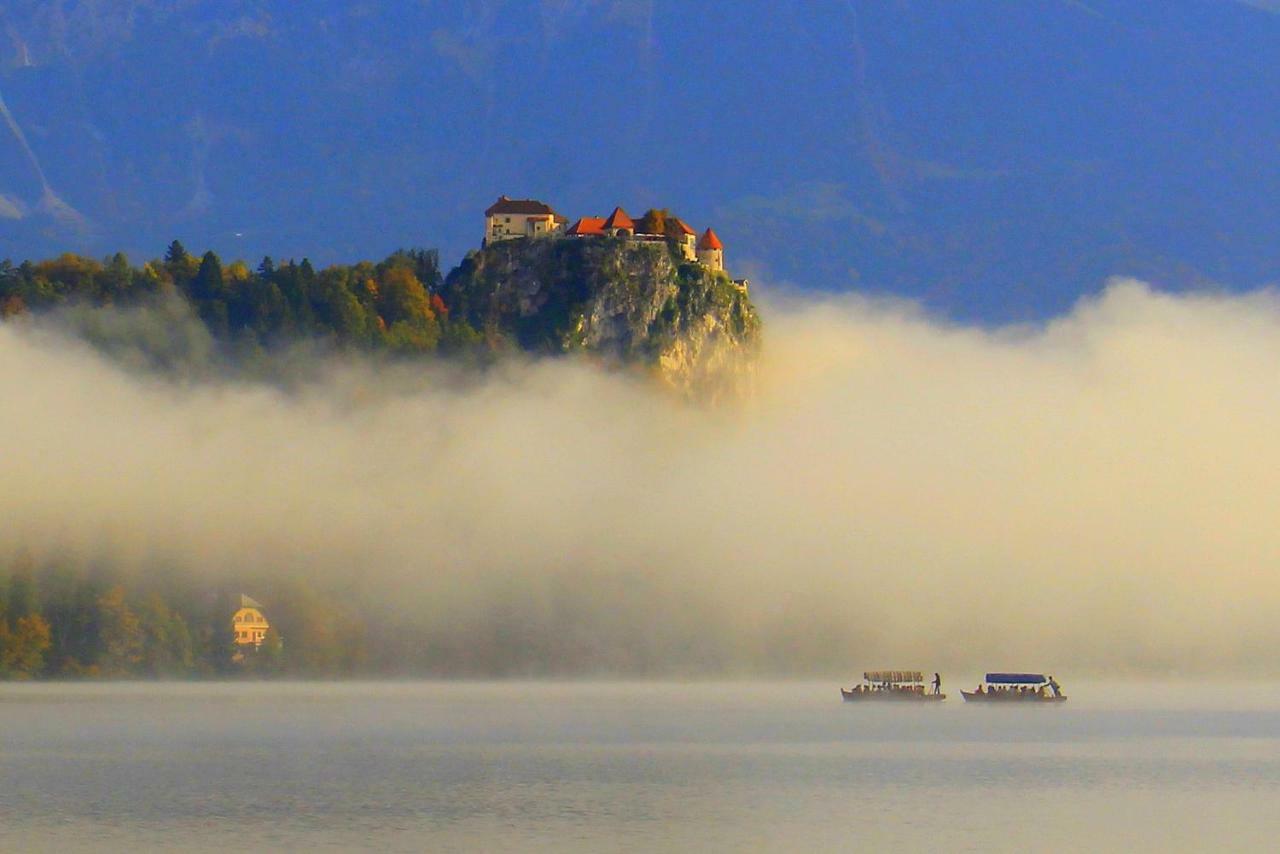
[602,206,635,238]
[667,217,697,261]
[697,228,724,272]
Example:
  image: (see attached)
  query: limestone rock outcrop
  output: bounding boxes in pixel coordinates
[444,237,760,397]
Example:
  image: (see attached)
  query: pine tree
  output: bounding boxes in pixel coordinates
[192,251,229,336]
[164,240,189,266]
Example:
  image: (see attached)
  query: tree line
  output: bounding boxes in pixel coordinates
[0,554,373,679]
[0,553,740,680]
[0,241,485,355]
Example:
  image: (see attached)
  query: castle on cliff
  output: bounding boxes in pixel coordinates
[483,196,730,277]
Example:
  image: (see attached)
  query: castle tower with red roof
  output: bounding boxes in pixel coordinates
[601,206,635,237]
[697,227,724,272]
[667,217,698,261]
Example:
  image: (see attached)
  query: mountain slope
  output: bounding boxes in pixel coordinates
[3,1,1279,320]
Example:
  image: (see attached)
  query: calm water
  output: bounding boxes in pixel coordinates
[1,681,1278,852]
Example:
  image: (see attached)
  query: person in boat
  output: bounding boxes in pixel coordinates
[932,673,941,695]
[1048,676,1061,697]
[974,684,984,695]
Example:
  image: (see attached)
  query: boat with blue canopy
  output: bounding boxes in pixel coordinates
[962,673,1066,703]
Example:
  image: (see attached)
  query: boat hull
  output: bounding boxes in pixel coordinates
[961,690,1067,703]
[842,689,946,702]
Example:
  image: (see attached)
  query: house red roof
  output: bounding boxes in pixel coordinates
[697,228,724,251]
[485,195,562,218]
[668,218,696,237]
[602,206,635,231]
[567,217,607,236]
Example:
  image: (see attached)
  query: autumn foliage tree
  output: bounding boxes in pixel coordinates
[635,208,670,237]
[96,586,145,676]
[0,615,52,678]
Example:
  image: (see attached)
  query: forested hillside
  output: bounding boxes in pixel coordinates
[0,242,474,356]
[1,232,760,380]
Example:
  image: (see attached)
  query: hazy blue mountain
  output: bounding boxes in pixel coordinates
[2,0,1279,321]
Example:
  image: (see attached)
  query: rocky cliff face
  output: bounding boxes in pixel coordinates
[443,237,760,397]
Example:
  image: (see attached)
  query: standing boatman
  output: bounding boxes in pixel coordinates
[932,672,942,695]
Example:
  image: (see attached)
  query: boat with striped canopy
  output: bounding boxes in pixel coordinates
[841,670,946,702]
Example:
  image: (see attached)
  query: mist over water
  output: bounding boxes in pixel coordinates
[3,680,1280,852]
[4,279,1280,675]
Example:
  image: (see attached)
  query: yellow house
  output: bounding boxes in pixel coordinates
[484,196,567,245]
[232,594,270,648]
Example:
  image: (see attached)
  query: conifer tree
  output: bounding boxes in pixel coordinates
[164,240,189,266]
[192,251,229,336]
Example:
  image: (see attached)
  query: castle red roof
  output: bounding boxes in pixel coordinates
[485,195,562,218]
[669,218,696,237]
[567,217,607,236]
[602,206,635,231]
[697,227,723,251]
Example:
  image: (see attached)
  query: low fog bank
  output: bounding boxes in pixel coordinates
[4,279,1280,676]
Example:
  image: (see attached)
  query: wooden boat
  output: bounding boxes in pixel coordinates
[842,670,946,702]
[961,673,1067,703]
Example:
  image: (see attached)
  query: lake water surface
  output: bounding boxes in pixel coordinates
[1,681,1277,852]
